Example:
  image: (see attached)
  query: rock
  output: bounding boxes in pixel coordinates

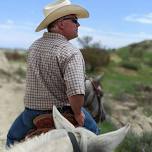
[109,100,152,135]
[0,139,5,152]
[119,116,129,125]
[123,102,137,110]
[147,117,152,127]
[131,123,143,136]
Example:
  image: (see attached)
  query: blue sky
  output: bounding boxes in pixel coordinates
[1,0,152,49]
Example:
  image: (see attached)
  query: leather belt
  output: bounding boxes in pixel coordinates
[25,106,73,114]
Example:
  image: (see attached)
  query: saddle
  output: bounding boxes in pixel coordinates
[25,111,79,139]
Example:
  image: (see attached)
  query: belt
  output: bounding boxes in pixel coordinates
[25,106,73,114]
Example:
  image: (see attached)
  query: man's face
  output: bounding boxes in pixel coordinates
[59,14,80,40]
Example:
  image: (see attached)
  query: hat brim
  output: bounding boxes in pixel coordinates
[35,5,89,32]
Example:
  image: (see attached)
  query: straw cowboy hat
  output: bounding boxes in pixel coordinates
[35,0,89,32]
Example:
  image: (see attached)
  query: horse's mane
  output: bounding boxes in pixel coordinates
[8,130,70,152]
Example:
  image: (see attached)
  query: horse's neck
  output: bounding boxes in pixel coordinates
[85,80,94,95]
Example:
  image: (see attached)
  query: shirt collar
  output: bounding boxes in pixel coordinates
[43,32,67,41]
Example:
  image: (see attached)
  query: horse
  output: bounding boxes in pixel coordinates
[84,75,106,123]
[5,106,130,152]
[5,75,108,151]
[22,75,106,139]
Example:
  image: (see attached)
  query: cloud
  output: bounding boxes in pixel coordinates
[125,13,152,24]
[76,26,152,48]
[0,19,40,48]
[0,19,36,31]
[79,26,95,33]
[1,20,152,49]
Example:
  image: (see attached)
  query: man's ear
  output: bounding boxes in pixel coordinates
[57,20,65,30]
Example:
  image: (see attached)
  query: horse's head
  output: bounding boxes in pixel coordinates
[53,105,130,152]
[7,106,130,152]
[84,75,106,123]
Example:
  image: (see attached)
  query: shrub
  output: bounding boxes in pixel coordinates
[99,119,116,134]
[81,48,110,71]
[120,61,140,71]
[14,67,26,79]
[115,132,152,152]
[4,51,26,62]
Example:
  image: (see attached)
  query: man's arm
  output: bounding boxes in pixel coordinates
[68,95,84,126]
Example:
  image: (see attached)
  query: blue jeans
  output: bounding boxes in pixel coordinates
[6,108,49,147]
[81,107,99,134]
[6,107,99,147]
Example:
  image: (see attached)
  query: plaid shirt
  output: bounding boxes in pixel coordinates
[24,32,85,110]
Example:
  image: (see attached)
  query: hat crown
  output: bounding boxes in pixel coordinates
[44,0,71,17]
[36,0,89,32]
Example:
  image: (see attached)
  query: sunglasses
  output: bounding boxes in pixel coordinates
[62,17,79,25]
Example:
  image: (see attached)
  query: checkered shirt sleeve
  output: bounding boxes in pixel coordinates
[63,52,85,96]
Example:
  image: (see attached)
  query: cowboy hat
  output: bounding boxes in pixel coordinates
[35,0,89,32]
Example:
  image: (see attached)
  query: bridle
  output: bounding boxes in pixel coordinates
[85,78,106,123]
[68,132,81,152]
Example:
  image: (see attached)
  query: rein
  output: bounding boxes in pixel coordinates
[68,132,81,152]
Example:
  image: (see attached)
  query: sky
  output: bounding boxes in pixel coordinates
[1,0,152,49]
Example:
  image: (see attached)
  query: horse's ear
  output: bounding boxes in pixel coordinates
[94,73,104,83]
[88,124,130,151]
[53,105,75,131]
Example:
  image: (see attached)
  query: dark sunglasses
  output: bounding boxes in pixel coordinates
[62,17,79,25]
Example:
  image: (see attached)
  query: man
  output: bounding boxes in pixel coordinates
[6,0,99,147]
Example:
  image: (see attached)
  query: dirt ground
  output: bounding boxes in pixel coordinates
[0,80,25,150]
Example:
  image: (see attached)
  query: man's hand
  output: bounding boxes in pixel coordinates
[74,111,85,126]
[68,94,85,126]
